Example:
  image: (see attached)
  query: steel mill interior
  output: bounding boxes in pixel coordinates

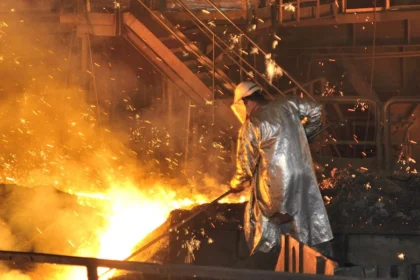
[1,0,420,279]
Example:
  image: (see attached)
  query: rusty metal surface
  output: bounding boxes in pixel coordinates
[276,235,338,275]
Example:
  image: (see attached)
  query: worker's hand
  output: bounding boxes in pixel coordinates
[230,187,244,194]
[221,184,242,194]
[229,179,250,194]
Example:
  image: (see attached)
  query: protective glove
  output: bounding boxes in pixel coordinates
[229,179,250,194]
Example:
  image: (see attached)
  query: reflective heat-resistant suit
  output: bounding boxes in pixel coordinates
[230,97,333,254]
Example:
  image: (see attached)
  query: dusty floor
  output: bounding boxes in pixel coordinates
[320,169,420,232]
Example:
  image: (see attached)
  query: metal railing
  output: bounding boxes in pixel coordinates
[128,0,232,104]
[79,1,419,171]
[0,250,374,280]
[342,0,420,13]
[277,0,420,24]
[315,96,382,166]
[384,96,420,172]
[130,0,316,102]
[201,0,315,101]
[283,77,326,96]
[279,0,332,23]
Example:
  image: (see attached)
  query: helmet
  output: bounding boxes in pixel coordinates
[233,81,262,104]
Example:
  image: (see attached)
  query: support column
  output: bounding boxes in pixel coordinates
[184,99,192,174]
[109,39,119,123]
[402,19,411,91]
[167,80,173,124]
[80,34,89,95]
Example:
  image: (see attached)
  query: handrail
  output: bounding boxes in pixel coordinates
[170,0,282,101]
[132,0,236,93]
[283,77,326,96]
[0,250,372,280]
[315,96,382,168]
[343,0,420,13]
[383,96,420,172]
[204,0,315,101]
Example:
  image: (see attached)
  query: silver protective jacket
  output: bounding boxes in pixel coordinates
[231,97,333,254]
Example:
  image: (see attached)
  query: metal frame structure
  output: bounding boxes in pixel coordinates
[384,96,420,172]
[61,0,420,171]
[314,96,382,167]
[0,250,385,280]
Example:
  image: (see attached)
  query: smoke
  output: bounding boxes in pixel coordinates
[0,1,240,279]
[0,264,31,280]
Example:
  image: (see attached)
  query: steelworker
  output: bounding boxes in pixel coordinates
[230,81,333,269]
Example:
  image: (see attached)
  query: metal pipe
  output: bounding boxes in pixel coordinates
[203,0,315,101]
[310,52,420,59]
[323,140,377,145]
[384,96,420,172]
[289,43,420,50]
[315,96,377,104]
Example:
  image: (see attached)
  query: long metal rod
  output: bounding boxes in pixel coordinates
[289,43,420,50]
[212,33,216,125]
[315,96,378,104]
[323,140,377,145]
[0,250,377,280]
[204,0,315,101]
[310,50,420,56]
[99,189,233,279]
[170,0,279,99]
[309,52,420,59]
[384,96,420,172]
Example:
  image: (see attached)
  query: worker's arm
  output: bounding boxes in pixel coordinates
[230,120,260,193]
[287,97,323,141]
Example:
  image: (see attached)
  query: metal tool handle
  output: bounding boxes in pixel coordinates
[99,189,233,279]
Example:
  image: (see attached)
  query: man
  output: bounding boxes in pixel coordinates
[230,81,333,269]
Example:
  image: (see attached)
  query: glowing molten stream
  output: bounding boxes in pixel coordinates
[96,189,169,261]
[70,184,245,279]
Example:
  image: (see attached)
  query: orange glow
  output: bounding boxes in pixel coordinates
[0,15,250,280]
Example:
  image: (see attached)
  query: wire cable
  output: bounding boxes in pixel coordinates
[87,33,106,147]
[363,0,377,155]
[80,0,106,147]
[59,6,77,146]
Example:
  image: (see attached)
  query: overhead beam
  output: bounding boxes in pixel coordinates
[281,10,420,27]
[123,13,211,105]
[60,13,116,25]
[160,9,245,22]
[60,12,117,36]
[0,12,61,22]
[76,25,116,36]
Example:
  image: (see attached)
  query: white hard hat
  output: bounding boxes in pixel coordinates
[233,81,262,104]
